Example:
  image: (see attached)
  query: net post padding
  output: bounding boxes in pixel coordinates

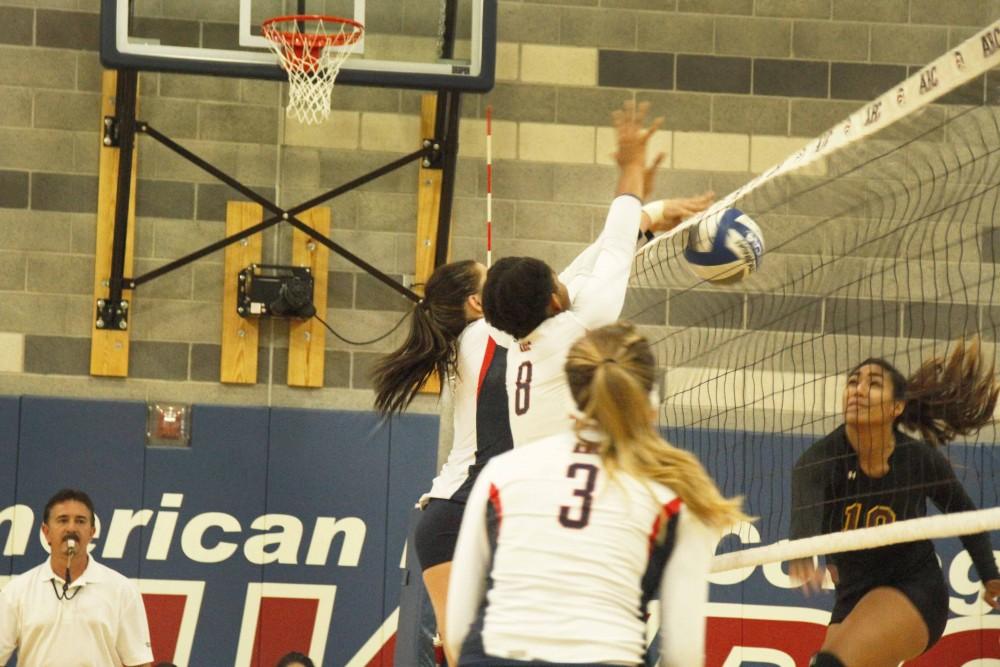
[711,507,1000,573]
[262,14,364,125]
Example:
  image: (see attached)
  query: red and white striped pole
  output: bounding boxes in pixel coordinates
[485,105,493,268]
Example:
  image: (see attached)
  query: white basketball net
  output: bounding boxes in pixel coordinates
[262,17,363,126]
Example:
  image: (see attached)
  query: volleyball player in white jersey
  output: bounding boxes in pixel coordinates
[482,100,713,446]
[373,260,514,667]
[446,322,748,666]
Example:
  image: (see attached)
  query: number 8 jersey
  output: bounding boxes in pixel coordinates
[504,194,643,446]
[446,431,719,666]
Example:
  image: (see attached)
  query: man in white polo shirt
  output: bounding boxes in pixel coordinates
[0,489,154,667]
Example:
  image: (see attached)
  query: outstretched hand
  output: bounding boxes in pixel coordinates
[646,191,715,233]
[789,557,827,596]
[984,579,1000,609]
[642,152,667,201]
[612,100,664,199]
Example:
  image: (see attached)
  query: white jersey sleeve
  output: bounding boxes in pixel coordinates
[445,466,494,661]
[658,509,718,667]
[116,579,154,666]
[0,581,17,664]
[559,194,642,329]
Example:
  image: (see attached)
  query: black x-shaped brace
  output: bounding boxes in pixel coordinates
[97,69,464,331]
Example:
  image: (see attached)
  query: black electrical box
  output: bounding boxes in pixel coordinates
[237,264,316,319]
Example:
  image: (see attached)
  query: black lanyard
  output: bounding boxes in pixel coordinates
[50,578,81,601]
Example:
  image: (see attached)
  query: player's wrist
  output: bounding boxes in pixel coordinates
[642,200,666,225]
[618,161,645,174]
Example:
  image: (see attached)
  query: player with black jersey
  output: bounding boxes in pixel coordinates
[447,322,749,666]
[789,339,1000,667]
[373,259,513,667]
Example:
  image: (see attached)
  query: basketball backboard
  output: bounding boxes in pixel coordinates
[100,0,496,91]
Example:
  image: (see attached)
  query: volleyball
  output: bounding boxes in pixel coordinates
[683,207,764,284]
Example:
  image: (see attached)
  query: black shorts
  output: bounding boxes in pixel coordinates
[414,498,466,571]
[830,560,949,651]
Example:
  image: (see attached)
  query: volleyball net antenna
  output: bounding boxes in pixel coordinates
[621,22,1000,572]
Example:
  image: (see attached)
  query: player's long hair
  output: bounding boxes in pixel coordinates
[565,322,749,529]
[851,337,999,447]
[372,260,482,416]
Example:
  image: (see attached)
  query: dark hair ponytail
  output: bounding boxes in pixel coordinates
[372,260,482,416]
[851,337,999,446]
[901,338,999,446]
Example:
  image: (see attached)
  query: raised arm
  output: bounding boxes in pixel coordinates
[639,191,715,238]
[562,101,662,327]
[560,103,662,290]
[636,152,714,238]
[615,101,657,199]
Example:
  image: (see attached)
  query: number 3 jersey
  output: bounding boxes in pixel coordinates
[790,425,999,591]
[446,431,719,667]
[504,194,643,447]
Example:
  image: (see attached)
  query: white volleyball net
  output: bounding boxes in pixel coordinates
[621,22,1000,572]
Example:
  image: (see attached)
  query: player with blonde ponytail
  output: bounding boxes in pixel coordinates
[566,322,748,531]
[447,322,748,667]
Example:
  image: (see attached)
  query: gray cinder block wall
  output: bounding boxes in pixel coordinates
[0,0,998,415]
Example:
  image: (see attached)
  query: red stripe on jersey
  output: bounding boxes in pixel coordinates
[488,483,503,529]
[477,336,498,397]
[647,497,683,554]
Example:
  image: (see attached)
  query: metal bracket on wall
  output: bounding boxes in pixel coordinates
[95,298,129,331]
[102,115,121,147]
[421,138,444,168]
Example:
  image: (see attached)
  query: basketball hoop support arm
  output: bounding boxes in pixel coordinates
[102,116,437,305]
[430,0,462,268]
[431,90,462,268]
[101,10,466,317]
[97,68,138,331]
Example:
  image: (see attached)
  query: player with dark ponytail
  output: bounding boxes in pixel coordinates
[373,259,484,415]
[790,338,1000,667]
[373,259,514,667]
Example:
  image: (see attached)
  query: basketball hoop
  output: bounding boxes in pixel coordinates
[262,15,364,125]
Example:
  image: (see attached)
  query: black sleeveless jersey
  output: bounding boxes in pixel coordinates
[791,425,999,592]
[451,337,514,503]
